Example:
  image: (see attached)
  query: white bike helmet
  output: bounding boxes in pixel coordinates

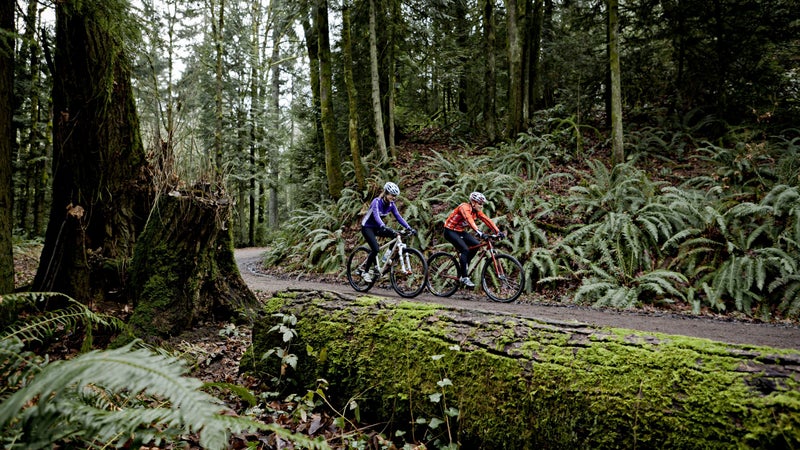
[384,182,400,196]
[469,191,487,205]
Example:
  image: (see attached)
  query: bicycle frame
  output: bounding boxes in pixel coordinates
[374,231,411,275]
[464,236,503,278]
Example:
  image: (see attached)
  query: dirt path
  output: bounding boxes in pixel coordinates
[236,248,800,351]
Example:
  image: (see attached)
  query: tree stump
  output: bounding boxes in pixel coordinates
[128,190,256,339]
[250,291,800,449]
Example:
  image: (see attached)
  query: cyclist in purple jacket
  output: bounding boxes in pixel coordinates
[360,182,417,282]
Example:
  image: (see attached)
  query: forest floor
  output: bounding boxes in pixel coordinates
[11,235,800,448]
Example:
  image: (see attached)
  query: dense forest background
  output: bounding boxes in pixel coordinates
[1,0,800,448]
[2,0,799,316]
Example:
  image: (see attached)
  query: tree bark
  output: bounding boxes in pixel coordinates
[0,0,14,293]
[211,0,225,178]
[504,0,525,137]
[482,0,497,143]
[251,292,800,449]
[315,0,343,199]
[368,0,388,161]
[128,190,256,340]
[528,0,544,113]
[342,4,366,192]
[608,0,624,165]
[34,1,153,302]
[300,0,324,182]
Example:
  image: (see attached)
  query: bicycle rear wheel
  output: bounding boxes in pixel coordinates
[426,252,459,297]
[481,253,524,302]
[346,246,375,292]
[390,247,428,298]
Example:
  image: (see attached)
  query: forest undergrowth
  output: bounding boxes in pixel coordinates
[4,118,800,449]
[265,120,800,325]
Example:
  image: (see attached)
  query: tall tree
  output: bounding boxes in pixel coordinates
[33,0,153,301]
[482,0,497,142]
[342,3,366,192]
[300,0,325,196]
[315,0,343,198]
[504,0,525,137]
[387,0,399,157]
[368,0,388,161]
[15,0,49,239]
[210,0,225,179]
[0,0,13,293]
[608,0,624,165]
[527,0,545,114]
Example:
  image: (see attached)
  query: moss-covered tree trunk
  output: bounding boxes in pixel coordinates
[250,292,800,449]
[0,0,13,293]
[33,1,153,302]
[128,190,256,340]
[316,0,343,199]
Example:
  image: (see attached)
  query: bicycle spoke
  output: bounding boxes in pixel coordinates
[346,246,375,292]
[482,254,524,303]
[391,248,427,298]
[427,252,459,297]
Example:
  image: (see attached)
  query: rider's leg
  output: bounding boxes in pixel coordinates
[361,226,381,272]
[444,228,474,281]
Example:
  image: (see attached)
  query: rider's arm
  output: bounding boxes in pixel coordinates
[389,202,411,230]
[477,210,501,234]
[363,197,386,228]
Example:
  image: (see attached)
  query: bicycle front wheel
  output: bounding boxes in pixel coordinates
[346,246,375,292]
[426,252,459,297]
[481,253,524,303]
[390,247,428,298]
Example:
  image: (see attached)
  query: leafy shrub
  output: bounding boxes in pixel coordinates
[0,293,264,450]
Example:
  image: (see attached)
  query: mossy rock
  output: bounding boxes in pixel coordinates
[249,291,800,449]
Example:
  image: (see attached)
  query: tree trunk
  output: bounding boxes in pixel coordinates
[251,292,800,449]
[269,3,285,229]
[387,0,398,159]
[128,190,256,340]
[300,0,324,185]
[34,2,153,302]
[315,0,343,200]
[528,0,544,113]
[482,0,497,143]
[211,0,225,179]
[0,0,13,293]
[504,0,524,137]
[342,4,366,192]
[608,0,624,165]
[368,0,388,161]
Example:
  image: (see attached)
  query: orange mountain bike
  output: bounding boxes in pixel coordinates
[426,233,525,302]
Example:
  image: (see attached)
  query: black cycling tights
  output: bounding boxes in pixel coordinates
[361,226,397,271]
[443,228,480,277]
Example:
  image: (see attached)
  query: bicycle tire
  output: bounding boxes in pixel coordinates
[346,246,375,292]
[481,253,525,303]
[390,247,428,298]
[426,252,459,297]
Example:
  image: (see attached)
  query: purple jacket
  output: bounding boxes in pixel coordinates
[361,197,410,229]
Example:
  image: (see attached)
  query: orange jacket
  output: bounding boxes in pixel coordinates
[444,202,500,234]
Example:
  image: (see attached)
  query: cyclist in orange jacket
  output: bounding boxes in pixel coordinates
[443,191,504,287]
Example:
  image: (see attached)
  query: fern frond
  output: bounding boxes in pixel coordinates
[0,341,261,450]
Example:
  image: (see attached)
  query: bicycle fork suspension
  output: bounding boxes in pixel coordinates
[395,242,412,273]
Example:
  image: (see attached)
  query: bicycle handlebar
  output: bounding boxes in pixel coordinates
[477,232,506,241]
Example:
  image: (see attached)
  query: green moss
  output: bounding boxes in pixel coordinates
[249,293,800,449]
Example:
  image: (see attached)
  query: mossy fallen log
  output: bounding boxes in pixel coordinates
[248,291,800,449]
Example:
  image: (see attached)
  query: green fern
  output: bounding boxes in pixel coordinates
[307,227,345,273]
[0,294,330,450]
[574,268,687,309]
